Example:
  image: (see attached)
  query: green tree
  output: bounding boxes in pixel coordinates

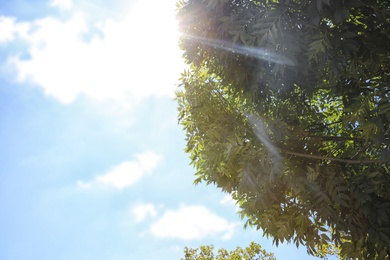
[182,242,277,260]
[176,0,390,259]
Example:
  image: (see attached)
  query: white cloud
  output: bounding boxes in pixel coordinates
[132,203,157,223]
[0,16,30,44]
[150,205,237,241]
[50,0,73,10]
[96,161,144,189]
[6,0,183,104]
[0,17,16,43]
[77,151,161,190]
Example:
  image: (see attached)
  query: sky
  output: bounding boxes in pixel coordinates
[0,0,335,259]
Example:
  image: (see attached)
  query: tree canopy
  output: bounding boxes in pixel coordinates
[176,0,390,259]
[182,242,276,260]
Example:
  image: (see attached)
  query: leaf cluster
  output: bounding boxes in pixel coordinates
[182,242,277,260]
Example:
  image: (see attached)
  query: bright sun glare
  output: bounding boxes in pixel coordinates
[84,0,183,101]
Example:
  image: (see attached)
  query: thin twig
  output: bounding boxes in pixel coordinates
[306,136,366,142]
[280,149,386,164]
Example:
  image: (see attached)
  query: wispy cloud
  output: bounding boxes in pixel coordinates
[220,194,235,205]
[77,152,161,190]
[50,0,73,10]
[131,203,158,223]
[220,193,240,213]
[150,205,237,241]
[4,0,183,104]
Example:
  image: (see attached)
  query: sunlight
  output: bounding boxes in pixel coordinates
[122,0,183,97]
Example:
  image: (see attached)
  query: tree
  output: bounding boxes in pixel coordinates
[182,242,277,260]
[176,0,390,259]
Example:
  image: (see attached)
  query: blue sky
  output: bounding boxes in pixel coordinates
[0,1,335,259]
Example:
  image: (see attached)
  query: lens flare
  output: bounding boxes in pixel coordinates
[246,113,284,176]
[182,33,297,66]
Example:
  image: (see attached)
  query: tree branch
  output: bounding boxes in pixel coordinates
[309,136,366,142]
[280,149,386,164]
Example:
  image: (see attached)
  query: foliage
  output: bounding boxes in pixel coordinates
[176,0,390,259]
[182,242,277,260]
[314,243,341,260]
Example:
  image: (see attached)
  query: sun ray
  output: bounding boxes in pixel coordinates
[181,33,297,66]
